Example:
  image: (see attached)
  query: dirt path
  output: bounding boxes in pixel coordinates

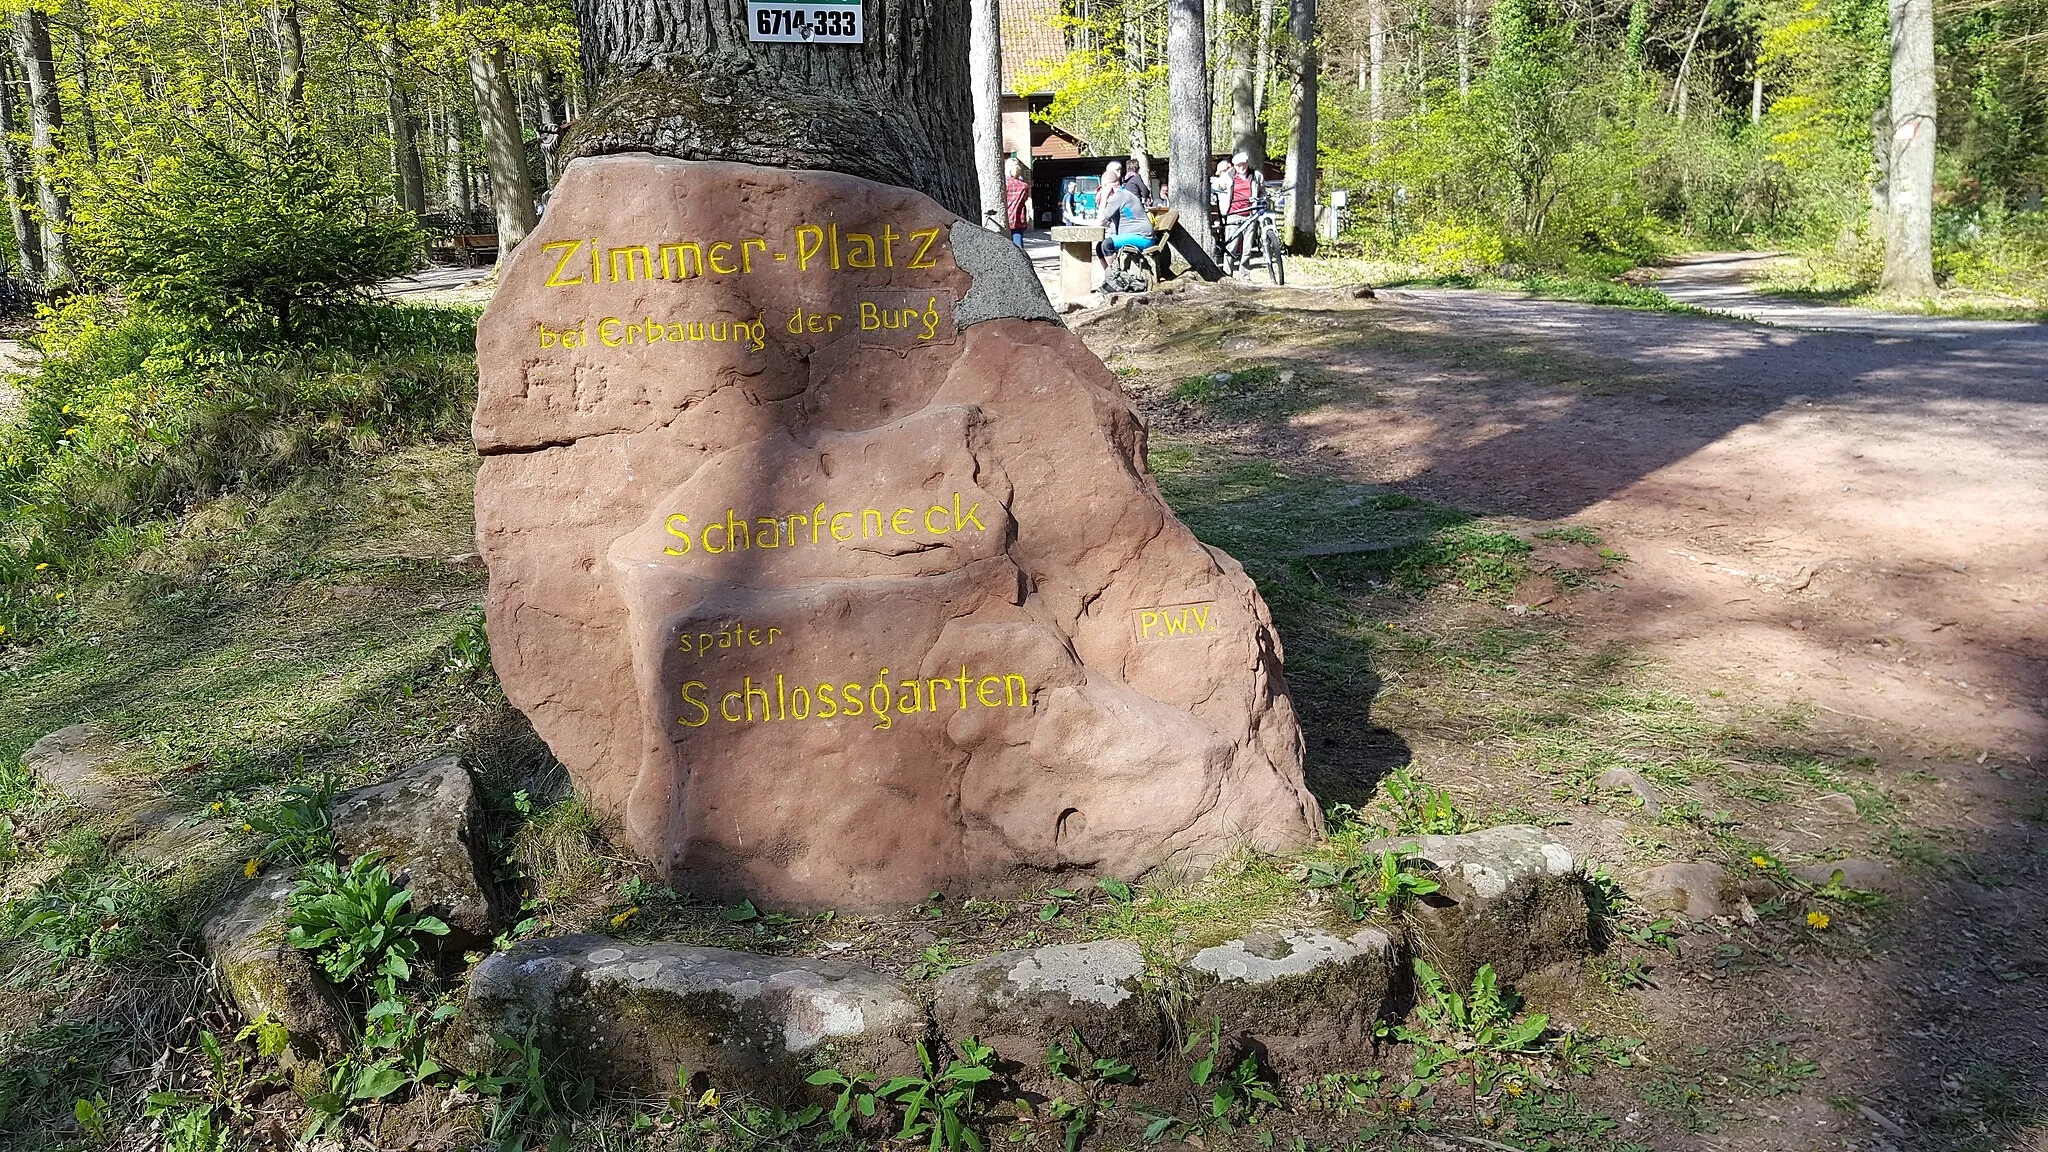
[1085,279,2048,1149]
[1652,250,2044,338]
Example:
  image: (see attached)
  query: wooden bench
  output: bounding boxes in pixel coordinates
[430,232,500,266]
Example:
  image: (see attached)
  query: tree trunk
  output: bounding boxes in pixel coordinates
[567,0,976,220]
[1369,0,1385,126]
[1168,0,1219,269]
[1282,0,1317,253]
[1224,0,1260,160]
[970,0,1004,228]
[471,44,538,251]
[1670,0,1711,120]
[1126,6,1149,157]
[1750,71,1762,124]
[1253,0,1275,119]
[444,100,474,224]
[535,63,568,189]
[0,57,36,278]
[1880,0,1935,296]
[1455,0,1471,98]
[387,71,428,216]
[276,2,307,122]
[10,6,67,283]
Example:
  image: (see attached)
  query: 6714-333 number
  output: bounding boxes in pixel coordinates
[748,2,863,42]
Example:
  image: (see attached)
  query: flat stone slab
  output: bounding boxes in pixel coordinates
[22,722,130,810]
[1188,925,1399,1074]
[935,940,1168,1088]
[1367,825,1590,984]
[449,935,923,1097]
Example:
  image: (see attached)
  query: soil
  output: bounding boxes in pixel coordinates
[1078,270,2048,1151]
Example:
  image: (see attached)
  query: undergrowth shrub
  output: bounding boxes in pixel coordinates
[0,298,477,642]
[74,136,423,332]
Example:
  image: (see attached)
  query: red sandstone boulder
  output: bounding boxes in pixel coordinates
[474,154,1319,908]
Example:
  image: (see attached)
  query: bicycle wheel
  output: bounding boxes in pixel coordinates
[1262,224,1285,285]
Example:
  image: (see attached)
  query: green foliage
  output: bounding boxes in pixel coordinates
[284,853,449,987]
[76,137,422,332]
[1381,768,1469,835]
[224,772,337,864]
[1299,845,1443,919]
[460,1026,596,1149]
[1381,960,1551,1085]
[1,861,173,969]
[809,1038,999,1151]
[0,299,477,641]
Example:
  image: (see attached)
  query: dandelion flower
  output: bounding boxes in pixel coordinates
[610,906,640,928]
[242,823,254,832]
[1750,855,1772,869]
[1395,1098,1415,1114]
[210,801,224,814]
[1504,1082,1524,1097]
[52,593,63,600]
[244,859,261,878]
[697,1088,720,1109]
[1807,910,1830,930]
[34,563,47,571]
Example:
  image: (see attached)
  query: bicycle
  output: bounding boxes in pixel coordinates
[1213,190,1285,285]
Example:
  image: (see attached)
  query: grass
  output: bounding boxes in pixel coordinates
[1751,254,2048,322]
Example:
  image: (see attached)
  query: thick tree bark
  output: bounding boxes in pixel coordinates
[566,0,975,219]
[471,44,539,251]
[1281,0,1317,253]
[10,7,67,283]
[970,0,1004,227]
[1224,0,1261,161]
[1880,0,1935,296]
[0,57,30,278]
[1168,0,1217,265]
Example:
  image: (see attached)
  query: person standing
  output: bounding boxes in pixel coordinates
[1218,151,1264,272]
[1003,156,1032,247]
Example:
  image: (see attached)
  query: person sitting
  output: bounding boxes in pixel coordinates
[1093,162,1157,277]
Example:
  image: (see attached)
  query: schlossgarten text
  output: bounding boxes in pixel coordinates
[678,668,1031,731]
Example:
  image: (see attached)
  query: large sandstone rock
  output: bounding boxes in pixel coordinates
[330,755,500,942]
[447,935,923,1098]
[199,874,352,1063]
[1186,926,1399,1076]
[474,154,1319,907]
[1367,826,1591,985]
[935,941,1169,1091]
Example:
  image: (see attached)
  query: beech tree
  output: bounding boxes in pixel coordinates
[567,0,976,219]
[10,4,68,282]
[1280,0,1317,253]
[1879,0,1935,297]
[1167,0,1216,259]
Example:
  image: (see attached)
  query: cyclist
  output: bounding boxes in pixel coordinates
[1093,161,1156,277]
[1217,152,1265,273]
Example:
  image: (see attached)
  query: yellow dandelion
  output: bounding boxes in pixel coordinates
[0,626,7,636]
[244,858,261,878]
[1750,855,1772,869]
[52,593,62,601]
[209,801,224,814]
[242,823,254,832]
[1807,910,1830,930]
[610,906,640,928]
[34,563,47,571]
[1504,1082,1524,1098]
[1395,1098,1415,1114]
[697,1088,720,1109]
